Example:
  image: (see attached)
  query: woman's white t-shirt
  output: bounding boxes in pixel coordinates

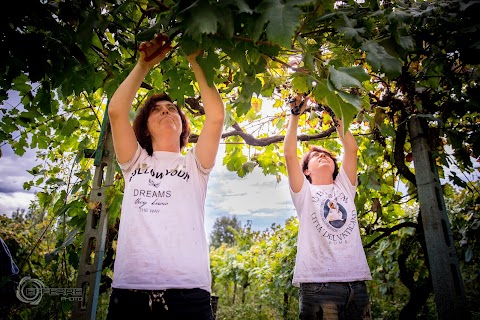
[112,143,212,292]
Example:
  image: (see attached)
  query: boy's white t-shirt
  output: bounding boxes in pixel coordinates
[112,143,212,292]
[290,166,372,286]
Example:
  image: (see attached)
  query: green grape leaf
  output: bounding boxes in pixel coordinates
[12,74,32,95]
[256,0,303,47]
[329,66,363,89]
[291,74,309,93]
[236,0,254,13]
[398,35,414,51]
[61,117,80,137]
[338,66,370,83]
[325,90,359,124]
[337,91,361,109]
[362,42,402,78]
[37,87,52,116]
[238,161,256,177]
[184,0,220,38]
[197,52,221,87]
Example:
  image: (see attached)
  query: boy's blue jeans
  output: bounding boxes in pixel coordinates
[107,287,214,320]
[299,281,371,320]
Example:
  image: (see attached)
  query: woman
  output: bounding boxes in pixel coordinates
[284,95,372,320]
[106,34,224,319]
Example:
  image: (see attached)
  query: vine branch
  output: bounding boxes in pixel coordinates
[188,122,337,146]
[364,221,417,249]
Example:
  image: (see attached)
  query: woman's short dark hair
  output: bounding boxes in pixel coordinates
[301,146,339,183]
[132,93,190,155]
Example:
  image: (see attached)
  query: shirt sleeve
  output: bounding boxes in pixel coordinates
[335,166,357,199]
[289,176,310,218]
[118,142,144,174]
[190,147,213,176]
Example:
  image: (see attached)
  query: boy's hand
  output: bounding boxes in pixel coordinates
[335,118,345,138]
[289,93,309,116]
[186,49,204,65]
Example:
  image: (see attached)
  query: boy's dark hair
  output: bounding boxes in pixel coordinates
[132,93,190,155]
[301,146,339,183]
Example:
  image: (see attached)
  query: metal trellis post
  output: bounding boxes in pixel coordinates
[72,108,115,320]
[409,116,470,319]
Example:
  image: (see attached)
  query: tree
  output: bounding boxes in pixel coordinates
[210,216,242,248]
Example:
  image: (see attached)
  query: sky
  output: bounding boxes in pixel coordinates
[0,91,38,218]
[0,144,38,216]
[0,91,297,237]
[205,147,295,235]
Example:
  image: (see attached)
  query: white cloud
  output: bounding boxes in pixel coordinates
[0,148,38,190]
[204,145,296,235]
[207,171,291,217]
[0,192,35,216]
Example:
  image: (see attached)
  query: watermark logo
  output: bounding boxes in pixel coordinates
[16,277,45,305]
[15,277,83,305]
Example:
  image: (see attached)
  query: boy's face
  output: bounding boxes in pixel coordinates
[305,151,335,177]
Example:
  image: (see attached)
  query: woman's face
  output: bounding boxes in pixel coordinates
[147,100,182,138]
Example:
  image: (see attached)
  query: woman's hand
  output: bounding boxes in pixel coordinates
[138,34,172,69]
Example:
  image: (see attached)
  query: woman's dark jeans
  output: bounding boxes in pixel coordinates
[299,281,371,320]
[107,287,214,320]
